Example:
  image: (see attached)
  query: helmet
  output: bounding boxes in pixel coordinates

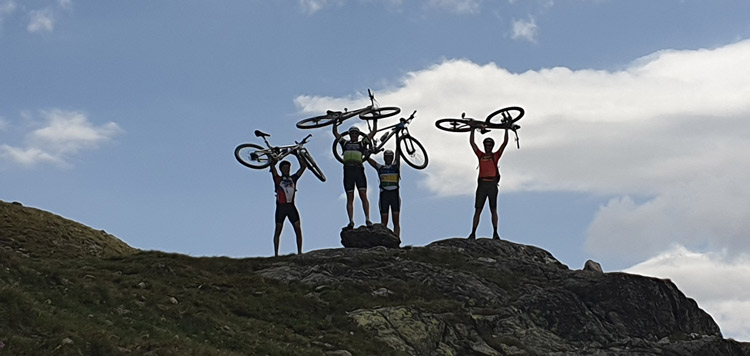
[384,149,395,157]
[348,126,360,134]
[483,137,495,145]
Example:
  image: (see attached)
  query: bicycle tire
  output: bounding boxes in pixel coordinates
[299,148,326,182]
[434,118,475,132]
[398,135,429,170]
[485,106,524,126]
[296,113,338,129]
[234,143,272,169]
[359,106,401,120]
[329,136,343,164]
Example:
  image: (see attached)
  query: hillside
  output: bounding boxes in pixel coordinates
[1,200,748,355]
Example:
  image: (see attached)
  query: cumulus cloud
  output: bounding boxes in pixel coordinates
[296,40,750,264]
[27,7,55,32]
[511,17,538,42]
[626,247,750,341]
[298,0,480,14]
[0,110,123,167]
[0,1,16,27]
[426,0,481,14]
[19,0,72,33]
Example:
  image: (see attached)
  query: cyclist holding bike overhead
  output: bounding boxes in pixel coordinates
[468,126,509,240]
[333,121,374,229]
[367,148,401,238]
[270,154,306,256]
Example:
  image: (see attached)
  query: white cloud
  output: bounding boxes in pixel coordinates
[626,247,750,341]
[427,0,481,14]
[511,17,538,42]
[57,0,72,11]
[295,40,750,265]
[0,1,16,28]
[27,7,55,32]
[0,110,123,167]
[299,0,345,14]
[298,0,479,14]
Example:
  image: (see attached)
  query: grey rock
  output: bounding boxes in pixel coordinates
[584,259,604,273]
[254,237,749,356]
[340,223,400,249]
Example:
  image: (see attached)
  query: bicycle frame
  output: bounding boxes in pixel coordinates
[255,134,311,162]
[369,110,416,154]
[328,89,380,122]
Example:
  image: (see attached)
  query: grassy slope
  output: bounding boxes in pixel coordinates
[0,201,395,355]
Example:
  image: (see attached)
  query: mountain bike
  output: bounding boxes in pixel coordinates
[234,130,326,182]
[333,110,429,170]
[435,106,524,148]
[295,89,401,129]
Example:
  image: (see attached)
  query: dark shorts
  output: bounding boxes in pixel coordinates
[475,180,499,210]
[379,189,401,214]
[343,165,367,192]
[275,203,300,224]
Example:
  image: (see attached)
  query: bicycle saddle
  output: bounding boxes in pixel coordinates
[254,130,270,138]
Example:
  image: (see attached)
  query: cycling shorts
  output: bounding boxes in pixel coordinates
[275,203,300,224]
[343,165,367,192]
[475,180,499,210]
[379,189,401,214]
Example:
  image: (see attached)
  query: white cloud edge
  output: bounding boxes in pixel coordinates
[0,109,123,167]
[625,246,750,341]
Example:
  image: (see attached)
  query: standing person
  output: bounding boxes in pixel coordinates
[333,121,374,229]
[468,127,509,240]
[270,154,306,256]
[367,148,401,237]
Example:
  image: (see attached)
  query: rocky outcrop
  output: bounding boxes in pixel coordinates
[340,223,401,249]
[256,238,750,355]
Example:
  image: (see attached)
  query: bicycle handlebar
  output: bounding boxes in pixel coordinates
[297,133,313,145]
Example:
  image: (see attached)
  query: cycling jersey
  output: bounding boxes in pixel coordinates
[474,147,501,182]
[273,173,300,204]
[377,164,399,191]
[341,139,368,166]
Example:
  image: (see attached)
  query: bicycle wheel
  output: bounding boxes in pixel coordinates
[398,135,429,170]
[234,143,272,169]
[359,106,401,120]
[299,148,326,182]
[435,118,474,132]
[296,113,338,129]
[331,136,345,164]
[485,106,524,126]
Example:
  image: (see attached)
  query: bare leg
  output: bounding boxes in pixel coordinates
[470,208,482,239]
[292,220,303,254]
[358,188,370,222]
[273,223,283,257]
[346,191,355,225]
[491,208,499,238]
[380,212,389,226]
[392,211,401,238]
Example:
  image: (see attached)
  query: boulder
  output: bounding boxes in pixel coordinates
[584,259,604,273]
[340,224,401,249]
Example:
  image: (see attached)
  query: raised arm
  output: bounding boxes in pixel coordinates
[496,128,510,157]
[294,152,307,177]
[332,117,342,140]
[469,127,479,153]
[270,160,280,178]
[366,156,380,170]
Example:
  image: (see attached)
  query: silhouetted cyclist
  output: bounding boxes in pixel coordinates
[468,126,509,240]
[333,122,373,229]
[367,148,401,237]
[270,154,306,256]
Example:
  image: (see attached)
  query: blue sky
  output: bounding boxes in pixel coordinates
[2,0,750,341]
